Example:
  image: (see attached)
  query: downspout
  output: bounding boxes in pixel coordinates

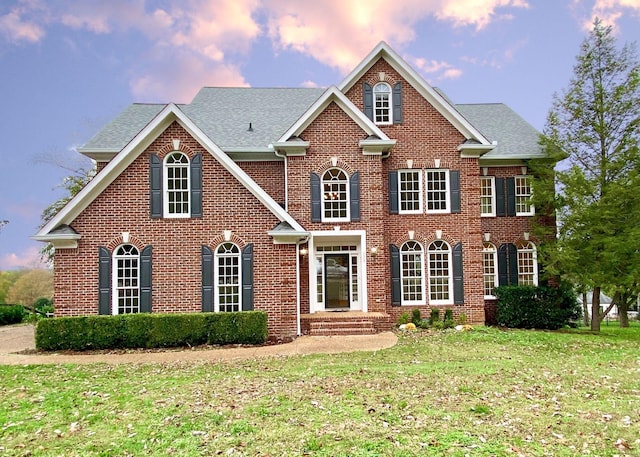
[273,148,288,211]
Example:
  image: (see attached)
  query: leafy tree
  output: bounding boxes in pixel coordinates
[0,270,27,304]
[39,167,95,263]
[534,19,640,331]
[6,269,53,308]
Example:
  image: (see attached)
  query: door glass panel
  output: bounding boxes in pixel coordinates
[324,254,350,309]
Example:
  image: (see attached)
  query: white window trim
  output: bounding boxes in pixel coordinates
[427,240,453,305]
[373,82,393,126]
[112,244,140,315]
[482,242,498,299]
[321,168,350,223]
[515,175,535,217]
[163,152,191,219]
[425,169,451,214]
[400,241,426,306]
[480,176,496,217]
[398,170,423,215]
[214,243,242,312]
[517,241,538,286]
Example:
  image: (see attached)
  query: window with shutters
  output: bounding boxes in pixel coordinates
[164,152,190,217]
[113,244,140,314]
[515,175,534,216]
[398,170,422,214]
[482,242,498,298]
[517,241,538,286]
[480,177,496,217]
[215,243,241,312]
[400,241,425,304]
[428,240,452,304]
[322,168,349,222]
[425,169,450,213]
[373,83,392,124]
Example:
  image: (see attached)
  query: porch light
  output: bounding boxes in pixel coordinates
[370,246,378,256]
[299,247,308,257]
[523,232,530,241]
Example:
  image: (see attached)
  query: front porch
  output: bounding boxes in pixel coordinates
[300,311,391,336]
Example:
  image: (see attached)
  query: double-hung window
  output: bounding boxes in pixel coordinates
[515,175,533,216]
[373,83,392,124]
[398,170,422,214]
[113,244,140,315]
[322,168,349,222]
[427,240,452,303]
[400,241,425,304]
[164,152,190,217]
[425,169,450,213]
[517,241,537,286]
[482,242,498,298]
[215,243,241,312]
[480,176,496,217]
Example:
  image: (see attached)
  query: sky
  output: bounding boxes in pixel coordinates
[1,0,640,270]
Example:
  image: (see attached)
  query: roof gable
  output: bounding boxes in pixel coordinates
[35,104,306,242]
[338,41,492,147]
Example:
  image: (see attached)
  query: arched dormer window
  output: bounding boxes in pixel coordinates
[322,168,349,222]
[164,152,190,217]
[373,83,392,124]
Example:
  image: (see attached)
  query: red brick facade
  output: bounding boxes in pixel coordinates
[44,45,542,339]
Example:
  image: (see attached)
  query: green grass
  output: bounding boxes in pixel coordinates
[1,326,639,456]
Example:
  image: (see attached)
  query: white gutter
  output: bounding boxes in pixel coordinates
[273,147,288,211]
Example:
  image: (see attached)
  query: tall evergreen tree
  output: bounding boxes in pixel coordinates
[534,19,640,331]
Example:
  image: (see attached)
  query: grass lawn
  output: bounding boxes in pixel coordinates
[1,325,639,456]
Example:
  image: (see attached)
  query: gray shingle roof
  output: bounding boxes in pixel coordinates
[455,103,544,159]
[80,103,165,152]
[183,87,325,150]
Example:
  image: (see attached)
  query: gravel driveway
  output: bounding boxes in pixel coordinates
[0,323,397,365]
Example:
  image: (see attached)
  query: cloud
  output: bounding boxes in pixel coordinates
[409,57,463,82]
[264,0,530,74]
[0,245,48,270]
[0,2,45,43]
[579,0,640,31]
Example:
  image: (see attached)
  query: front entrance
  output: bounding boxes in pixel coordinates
[324,254,350,309]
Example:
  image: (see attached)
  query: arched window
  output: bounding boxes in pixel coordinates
[400,241,425,304]
[427,240,452,304]
[113,244,140,314]
[215,243,241,312]
[373,83,392,124]
[517,241,537,286]
[482,242,498,298]
[164,152,190,217]
[322,168,349,222]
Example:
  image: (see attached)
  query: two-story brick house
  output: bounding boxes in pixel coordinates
[34,42,546,339]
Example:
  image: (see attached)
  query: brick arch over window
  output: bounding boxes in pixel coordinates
[106,234,145,252]
[316,159,355,176]
[206,233,248,250]
[155,141,196,159]
[363,74,400,87]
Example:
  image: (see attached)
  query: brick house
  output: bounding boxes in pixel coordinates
[34,42,546,339]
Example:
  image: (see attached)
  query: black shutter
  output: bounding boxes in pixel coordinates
[311,172,321,222]
[201,245,213,312]
[363,82,373,121]
[495,177,505,217]
[388,171,399,214]
[450,170,461,214]
[498,244,509,286]
[393,82,403,124]
[390,244,401,306]
[150,154,163,218]
[453,242,464,304]
[190,153,203,218]
[507,243,519,285]
[242,244,254,311]
[350,171,360,222]
[140,245,152,313]
[98,247,111,315]
[506,177,516,216]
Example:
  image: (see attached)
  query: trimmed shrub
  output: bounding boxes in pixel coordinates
[443,309,455,329]
[429,308,440,326]
[411,308,422,325]
[397,312,410,326]
[36,311,268,351]
[0,305,25,325]
[495,284,580,330]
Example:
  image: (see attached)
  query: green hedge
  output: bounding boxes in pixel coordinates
[35,311,268,351]
[495,284,580,330]
[0,305,25,326]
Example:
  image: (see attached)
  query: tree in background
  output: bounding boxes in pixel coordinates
[534,19,640,331]
[39,167,95,264]
[5,269,53,308]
